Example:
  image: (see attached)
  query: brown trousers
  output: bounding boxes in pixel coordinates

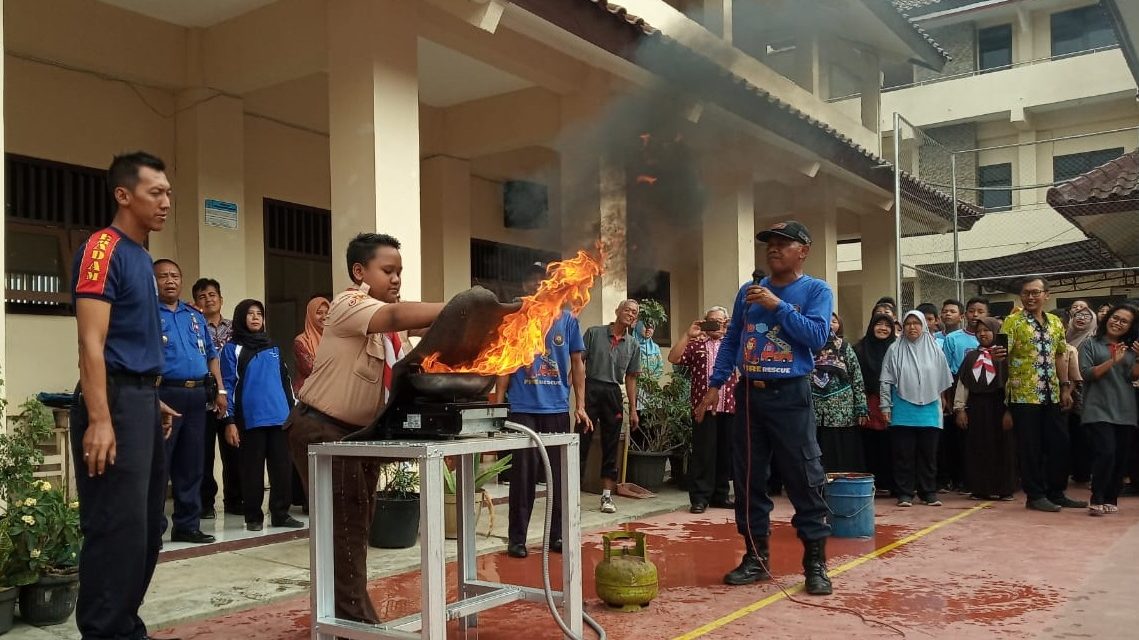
[287,405,382,623]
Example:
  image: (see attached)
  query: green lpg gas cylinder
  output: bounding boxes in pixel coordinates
[594,531,659,612]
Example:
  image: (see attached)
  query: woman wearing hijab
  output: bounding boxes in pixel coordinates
[879,311,954,507]
[1065,300,1096,485]
[222,299,304,531]
[1079,303,1139,516]
[811,313,868,472]
[631,319,664,450]
[855,313,897,496]
[293,296,330,395]
[953,317,1015,500]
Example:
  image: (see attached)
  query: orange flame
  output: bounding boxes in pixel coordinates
[636,174,658,185]
[420,251,602,375]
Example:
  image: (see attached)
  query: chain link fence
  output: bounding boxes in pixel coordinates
[892,114,1139,317]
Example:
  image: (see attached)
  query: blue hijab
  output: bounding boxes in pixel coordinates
[635,321,664,379]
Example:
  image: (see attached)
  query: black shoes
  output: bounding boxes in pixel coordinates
[1026,497,1062,512]
[171,529,216,544]
[802,538,832,596]
[246,522,263,532]
[1051,495,1089,509]
[690,503,707,514]
[272,516,305,528]
[724,537,771,585]
[507,543,528,558]
[200,507,217,520]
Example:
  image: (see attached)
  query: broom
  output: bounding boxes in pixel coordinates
[615,406,655,499]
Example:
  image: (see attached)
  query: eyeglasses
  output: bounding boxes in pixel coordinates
[1021,289,1047,298]
[1108,315,1131,325]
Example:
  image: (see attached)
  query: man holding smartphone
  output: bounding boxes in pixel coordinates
[668,306,739,514]
[697,220,834,595]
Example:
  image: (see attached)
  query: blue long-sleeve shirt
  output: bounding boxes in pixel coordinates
[221,343,293,429]
[710,275,833,387]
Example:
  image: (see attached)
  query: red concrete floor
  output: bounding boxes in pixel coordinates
[159,495,1139,639]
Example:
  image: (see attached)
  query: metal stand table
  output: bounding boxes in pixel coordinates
[308,432,582,640]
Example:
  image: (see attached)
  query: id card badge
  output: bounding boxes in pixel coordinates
[197,338,206,355]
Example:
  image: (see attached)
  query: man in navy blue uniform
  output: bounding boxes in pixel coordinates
[71,151,179,640]
[154,259,226,544]
[495,263,592,558]
[699,220,834,595]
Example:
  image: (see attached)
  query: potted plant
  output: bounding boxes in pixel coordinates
[370,463,421,549]
[5,478,81,626]
[442,455,512,539]
[0,396,58,633]
[627,373,691,490]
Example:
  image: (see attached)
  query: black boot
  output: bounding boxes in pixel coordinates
[724,537,772,585]
[802,538,832,595]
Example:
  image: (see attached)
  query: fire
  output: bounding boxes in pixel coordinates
[635,175,658,185]
[420,251,602,375]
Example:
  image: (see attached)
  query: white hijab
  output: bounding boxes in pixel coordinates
[881,310,954,406]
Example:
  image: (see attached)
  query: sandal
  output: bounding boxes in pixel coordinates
[1103,504,1119,514]
[1088,504,1106,517]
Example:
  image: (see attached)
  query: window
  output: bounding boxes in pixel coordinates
[1053,148,1124,183]
[1051,5,1116,56]
[882,62,914,89]
[5,154,115,315]
[470,238,559,302]
[977,163,1012,212]
[978,24,1012,72]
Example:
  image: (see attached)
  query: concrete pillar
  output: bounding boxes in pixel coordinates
[0,0,6,408]
[420,156,472,302]
[860,50,881,148]
[860,212,898,323]
[795,178,839,292]
[701,173,754,313]
[327,0,421,297]
[173,92,248,301]
[702,0,732,44]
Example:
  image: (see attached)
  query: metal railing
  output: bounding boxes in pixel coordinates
[829,44,1120,102]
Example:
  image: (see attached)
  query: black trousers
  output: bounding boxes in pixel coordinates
[689,411,733,506]
[158,386,208,534]
[507,412,569,545]
[891,427,939,501]
[71,377,165,640]
[861,428,894,495]
[580,381,623,482]
[936,413,965,488]
[1068,411,1093,483]
[732,378,829,543]
[201,410,242,513]
[238,424,293,524]
[1009,402,1069,502]
[1087,422,1133,506]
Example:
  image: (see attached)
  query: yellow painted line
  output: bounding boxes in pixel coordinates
[672,503,992,640]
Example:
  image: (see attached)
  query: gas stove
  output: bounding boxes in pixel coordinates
[386,400,510,438]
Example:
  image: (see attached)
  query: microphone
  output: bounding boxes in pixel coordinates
[751,269,765,286]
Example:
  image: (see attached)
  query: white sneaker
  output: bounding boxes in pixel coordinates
[600,496,617,513]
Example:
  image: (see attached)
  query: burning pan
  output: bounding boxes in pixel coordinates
[405,371,495,401]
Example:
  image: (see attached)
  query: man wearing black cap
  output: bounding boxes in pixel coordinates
[698,220,834,595]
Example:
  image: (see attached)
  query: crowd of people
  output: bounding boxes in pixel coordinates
[66,150,1139,638]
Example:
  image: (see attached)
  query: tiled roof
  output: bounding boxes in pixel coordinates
[893,0,944,11]
[925,239,1123,291]
[585,0,654,35]
[866,1,952,66]
[1047,149,1139,214]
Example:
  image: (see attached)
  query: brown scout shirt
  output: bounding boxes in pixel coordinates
[297,286,388,427]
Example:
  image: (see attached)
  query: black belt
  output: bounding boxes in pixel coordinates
[161,378,207,389]
[108,372,162,388]
[297,403,360,432]
[749,376,805,390]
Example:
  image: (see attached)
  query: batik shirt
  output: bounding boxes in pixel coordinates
[207,318,233,351]
[1000,311,1066,405]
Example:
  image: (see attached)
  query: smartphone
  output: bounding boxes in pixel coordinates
[699,320,721,332]
[994,333,1009,350]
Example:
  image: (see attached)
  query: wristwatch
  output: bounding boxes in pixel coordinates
[1060,381,1072,388]
[217,390,228,395]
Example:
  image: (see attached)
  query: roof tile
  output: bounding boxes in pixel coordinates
[1047,149,1139,209]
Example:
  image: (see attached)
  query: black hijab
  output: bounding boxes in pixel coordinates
[854,312,896,391]
[231,299,274,352]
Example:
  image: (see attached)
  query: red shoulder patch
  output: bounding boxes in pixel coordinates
[75,229,122,296]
